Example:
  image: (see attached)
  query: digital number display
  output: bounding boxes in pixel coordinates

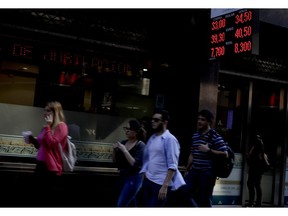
[209,9,258,60]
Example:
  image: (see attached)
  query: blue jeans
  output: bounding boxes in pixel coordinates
[117,174,143,207]
[142,177,171,207]
[184,168,216,207]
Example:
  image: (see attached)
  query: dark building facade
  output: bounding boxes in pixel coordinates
[0,9,288,207]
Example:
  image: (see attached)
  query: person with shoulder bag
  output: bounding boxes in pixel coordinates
[24,101,68,206]
[247,133,270,207]
[184,109,228,207]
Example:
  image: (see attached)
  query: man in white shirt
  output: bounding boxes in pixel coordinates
[140,109,185,207]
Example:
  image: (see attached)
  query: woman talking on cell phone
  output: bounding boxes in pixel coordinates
[24,101,68,206]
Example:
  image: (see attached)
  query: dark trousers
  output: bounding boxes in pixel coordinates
[247,169,263,206]
[166,185,198,207]
[142,177,171,207]
[184,168,216,207]
[34,161,62,206]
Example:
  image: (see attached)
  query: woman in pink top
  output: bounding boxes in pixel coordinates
[26,101,68,205]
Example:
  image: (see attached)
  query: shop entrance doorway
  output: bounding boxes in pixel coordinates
[217,72,287,206]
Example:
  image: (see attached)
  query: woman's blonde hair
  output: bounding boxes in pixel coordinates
[46,101,66,128]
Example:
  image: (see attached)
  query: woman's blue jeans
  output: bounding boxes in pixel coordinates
[117,173,143,207]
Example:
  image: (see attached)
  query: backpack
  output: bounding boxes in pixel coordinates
[59,136,77,172]
[208,130,235,178]
[212,144,235,178]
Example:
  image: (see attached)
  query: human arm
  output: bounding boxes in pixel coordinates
[198,143,228,157]
[28,135,40,149]
[117,141,145,167]
[117,142,136,166]
[159,136,179,199]
[263,153,270,166]
[198,131,229,157]
[122,149,135,166]
[139,140,149,175]
[112,142,118,163]
[185,153,193,176]
[248,146,254,156]
[159,169,176,200]
[42,122,68,149]
[112,141,137,166]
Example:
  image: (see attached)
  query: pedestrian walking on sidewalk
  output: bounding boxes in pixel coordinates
[112,119,146,207]
[23,101,68,206]
[139,109,186,207]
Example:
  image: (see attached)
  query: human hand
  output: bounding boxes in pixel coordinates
[184,169,190,177]
[158,185,168,200]
[112,142,119,149]
[44,114,53,125]
[22,131,32,144]
[117,142,127,152]
[198,143,210,152]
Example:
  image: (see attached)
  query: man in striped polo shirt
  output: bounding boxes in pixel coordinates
[184,109,228,207]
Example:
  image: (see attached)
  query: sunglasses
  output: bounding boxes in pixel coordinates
[151,118,162,123]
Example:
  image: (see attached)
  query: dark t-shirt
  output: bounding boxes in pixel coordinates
[248,151,266,174]
[115,140,145,177]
